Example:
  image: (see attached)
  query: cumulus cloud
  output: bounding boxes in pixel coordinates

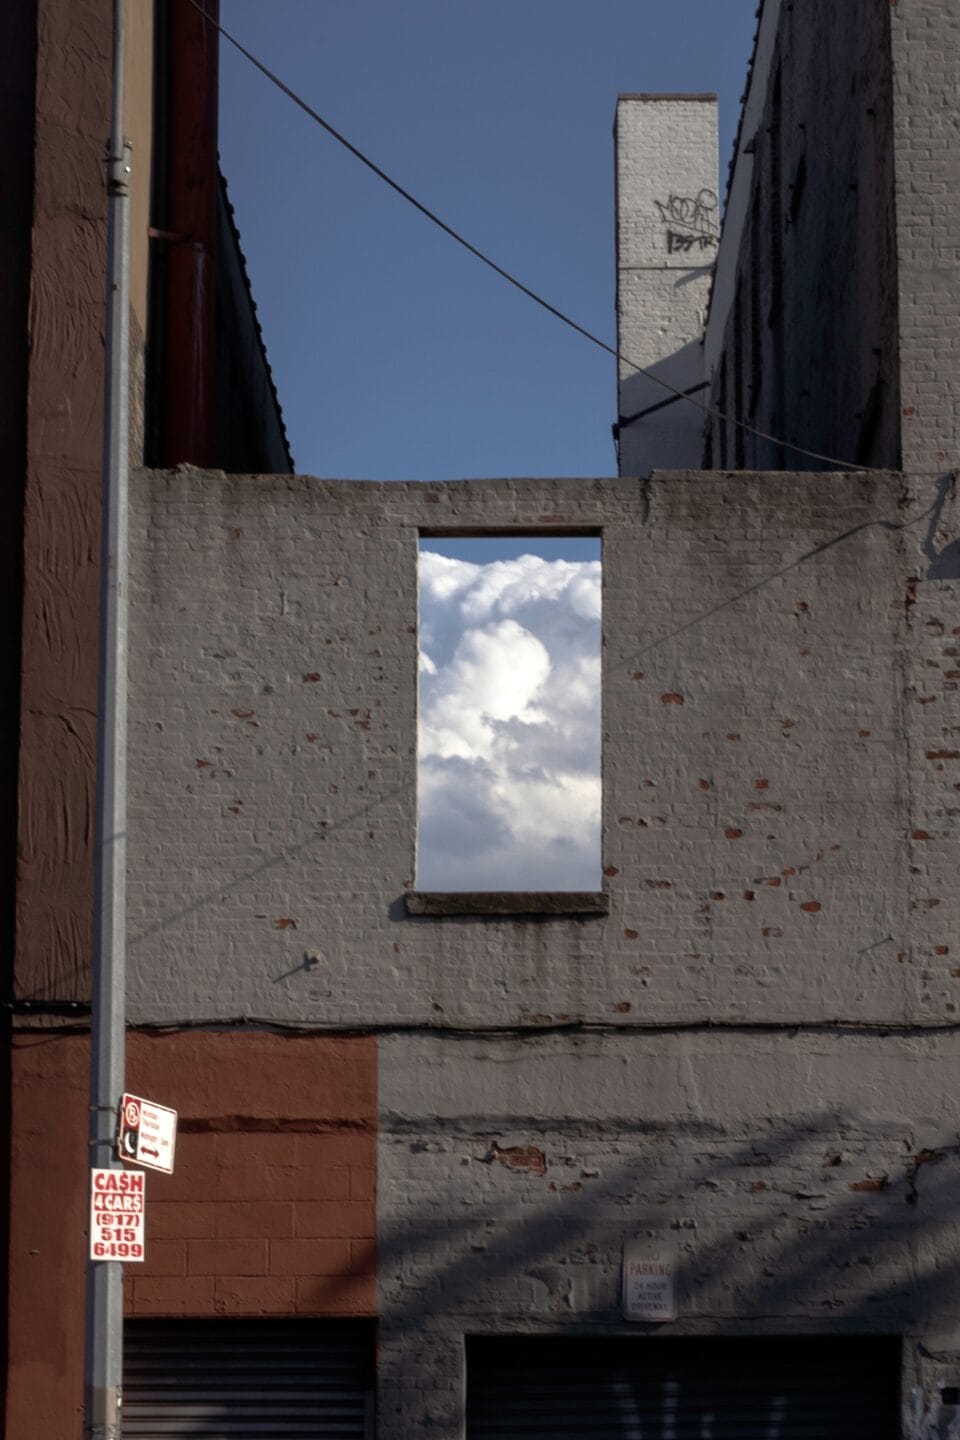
[418,550,601,891]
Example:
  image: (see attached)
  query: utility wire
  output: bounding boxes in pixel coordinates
[193,0,882,475]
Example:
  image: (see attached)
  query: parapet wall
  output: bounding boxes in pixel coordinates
[126,469,959,1030]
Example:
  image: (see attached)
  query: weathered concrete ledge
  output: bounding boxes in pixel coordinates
[405,892,609,917]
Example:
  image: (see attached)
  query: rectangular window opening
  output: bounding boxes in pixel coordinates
[414,533,602,906]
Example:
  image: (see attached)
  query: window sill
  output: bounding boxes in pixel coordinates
[405,891,609,917]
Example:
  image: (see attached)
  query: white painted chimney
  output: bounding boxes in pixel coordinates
[615,94,719,476]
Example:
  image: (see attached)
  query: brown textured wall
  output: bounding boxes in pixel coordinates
[5,1031,376,1439]
[16,0,111,1003]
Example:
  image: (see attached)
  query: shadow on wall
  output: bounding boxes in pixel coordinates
[374,1104,960,1437]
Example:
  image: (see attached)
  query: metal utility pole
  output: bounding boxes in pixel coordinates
[84,0,130,1432]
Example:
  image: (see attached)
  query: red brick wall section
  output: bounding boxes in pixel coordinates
[124,1031,377,1317]
[5,1031,376,1440]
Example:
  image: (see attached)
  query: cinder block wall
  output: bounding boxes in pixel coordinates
[126,469,960,1437]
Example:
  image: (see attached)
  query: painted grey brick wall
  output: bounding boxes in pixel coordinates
[892,0,960,471]
[616,96,717,476]
[126,470,959,1029]
[125,468,960,1438]
[378,1031,960,1440]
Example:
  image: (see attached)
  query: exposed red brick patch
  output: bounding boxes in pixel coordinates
[274,918,297,930]
[912,830,930,841]
[231,709,255,720]
[614,1001,631,1014]
[633,671,644,680]
[850,1176,888,1193]
[750,1181,768,1192]
[858,729,871,738]
[486,1143,547,1177]
[927,750,960,760]
[624,928,638,940]
[725,828,743,840]
[303,672,322,682]
[754,778,769,790]
[743,891,755,901]
[604,865,620,877]
[698,778,710,790]
[711,891,725,901]
[660,692,684,705]
[196,758,212,768]
[801,901,821,913]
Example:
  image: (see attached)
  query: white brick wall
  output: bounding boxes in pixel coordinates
[616,97,718,475]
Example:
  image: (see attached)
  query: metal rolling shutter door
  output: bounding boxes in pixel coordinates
[467,1336,900,1440]
[123,1318,374,1438]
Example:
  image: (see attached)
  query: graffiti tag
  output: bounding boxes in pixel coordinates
[653,188,719,255]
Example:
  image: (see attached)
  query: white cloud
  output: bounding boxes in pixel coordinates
[418,550,601,891]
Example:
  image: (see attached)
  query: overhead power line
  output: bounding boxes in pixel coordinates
[191,0,881,475]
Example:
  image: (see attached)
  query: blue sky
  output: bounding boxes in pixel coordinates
[218,1,757,482]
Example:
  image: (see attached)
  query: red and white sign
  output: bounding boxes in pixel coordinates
[117,1092,177,1174]
[89,1168,145,1262]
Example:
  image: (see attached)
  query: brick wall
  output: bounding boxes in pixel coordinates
[121,467,960,1435]
[125,1032,376,1317]
[615,96,718,475]
[891,0,960,471]
[127,470,958,1029]
[5,1031,375,1438]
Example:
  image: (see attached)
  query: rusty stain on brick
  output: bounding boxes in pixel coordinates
[698,778,710,790]
[726,733,741,741]
[303,672,322,683]
[614,1001,631,1013]
[231,709,255,721]
[196,758,212,768]
[646,879,671,889]
[660,692,684,705]
[624,929,638,940]
[725,828,743,840]
[750,1181,768,1192]
[632,671,644,680]
[305,733,318,742]
[485,1142,547,1176]
[274,918,297,930]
